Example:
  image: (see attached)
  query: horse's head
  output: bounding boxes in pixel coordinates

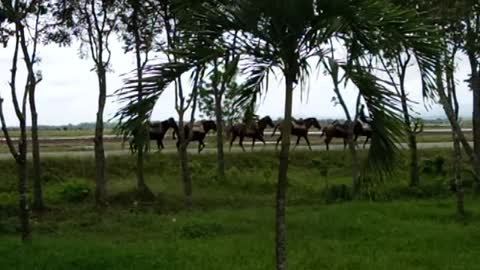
[259,116,275,129]
[306,118,321,130]
[202,120,217,133]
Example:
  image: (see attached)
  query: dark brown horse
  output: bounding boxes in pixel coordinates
[228,116,275,152]
[272,118,321,151]
[321,120,364,151]
[176,120,217,153]
[127,118,178,153]
[355,124,372,148]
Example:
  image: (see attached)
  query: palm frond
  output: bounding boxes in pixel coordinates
[340,63,406,177]
[113,61,193,140]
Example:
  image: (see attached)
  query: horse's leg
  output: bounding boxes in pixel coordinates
[251,138,255,152]
[199,136,206,153]
[156,139,162,151]
[229,134,237,151]
[304,135,312,151]
[276,136,282,150]
[343,138,347,149]
[198,141,203,153]
[239,136,246,152]
[159,139,165,151]
[364,136,370,149]
[325,137,331,151]
[293,136,301,150]
[258,135,266,150]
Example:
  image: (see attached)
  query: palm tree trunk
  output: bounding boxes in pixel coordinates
[347,124,360,195]
[133,8,149,194]
[178,113,192,208]
[452,130,464,218]
[408,132,419,187]
[214,91,226,179]
[94,68,107,206]
[276,72,293,270]
[472,74,480,186]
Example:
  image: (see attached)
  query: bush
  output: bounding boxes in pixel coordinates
[422,155,446,176]
[324,184,351,203]
[60,181,90,202]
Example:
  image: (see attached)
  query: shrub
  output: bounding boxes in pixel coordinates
[60,181,90,202]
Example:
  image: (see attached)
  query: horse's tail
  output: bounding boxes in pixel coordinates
[271,124,280,137]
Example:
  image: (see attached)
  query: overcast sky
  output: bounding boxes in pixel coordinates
[0,38,474,126]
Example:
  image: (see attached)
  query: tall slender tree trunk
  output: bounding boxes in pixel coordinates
[29,89,43,210]
[276,71,294,270]
[400,94,420,187]
[7,29,31,241]
[330,69,360,196]
[466,18,480,187]
[408,132,419,186]
[94,68,107,206]
[213,91,225,179]
[177,112,192,208]
[16,21,44,211]
[347,124,360,195]
[471,73,480,185]
[133,8,149,194]
[452,130,464,218]
[17,134,30,241]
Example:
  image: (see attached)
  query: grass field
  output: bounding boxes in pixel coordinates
[0,149,479,269]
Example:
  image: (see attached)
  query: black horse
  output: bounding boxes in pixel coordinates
[127,117,178,153]
[272,117,321,151]
[228,116,275,152]
[176,120,217,153]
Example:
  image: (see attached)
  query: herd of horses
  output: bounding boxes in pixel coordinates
[126,116,373,153]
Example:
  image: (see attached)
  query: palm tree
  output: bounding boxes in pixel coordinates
[115,0,441,269]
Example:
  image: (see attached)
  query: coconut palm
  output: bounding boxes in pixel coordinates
[115,0,441,269]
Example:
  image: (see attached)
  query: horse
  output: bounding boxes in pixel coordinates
[228,116,275,152]
[272,117,321,151]
[127,117,178,153]
[321,120,364,151]
[355,124,372,148]
[176,120,217,153]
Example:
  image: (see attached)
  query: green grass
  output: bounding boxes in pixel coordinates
[0,149,479,269]
[1,200,480,270]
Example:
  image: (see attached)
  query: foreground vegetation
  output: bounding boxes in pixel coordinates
[1,149,479,269]
[2,200,480,270]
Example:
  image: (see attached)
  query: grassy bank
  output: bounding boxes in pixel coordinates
[1,200,480,270]
[0,149,479,269]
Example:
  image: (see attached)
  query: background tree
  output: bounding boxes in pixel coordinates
[52,0,120,206]
[198,72,245,128]
[379,50,424,187]
[16,0,49,211]
[198,57,240,179]
[117,0,160,196]
[0,1,31,241]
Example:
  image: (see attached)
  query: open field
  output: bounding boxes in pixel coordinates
[0,127,474,154]
[1,149,480,269]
